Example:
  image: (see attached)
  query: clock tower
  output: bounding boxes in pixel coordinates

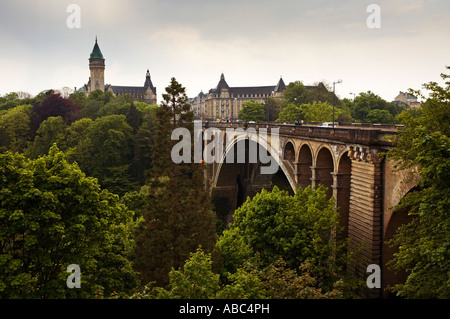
[89,37,105,92]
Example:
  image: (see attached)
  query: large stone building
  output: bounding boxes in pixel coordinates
[191,73,336,121]
[79,38,157,105]
[191,73,286,121]
[393,91,421,109]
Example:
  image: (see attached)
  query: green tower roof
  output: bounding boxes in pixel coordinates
[90,37,104,59]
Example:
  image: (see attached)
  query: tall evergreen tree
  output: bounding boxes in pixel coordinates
[134,78,217,287]
[131,105,158,184]
[162,77,191,128]
[126,102,142,133]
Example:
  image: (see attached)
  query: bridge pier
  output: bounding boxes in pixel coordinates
[332,172,351,238]
[212,185,238,225]
[312,166,334,198]
[347,151,383,298]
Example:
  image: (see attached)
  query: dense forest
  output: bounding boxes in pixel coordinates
[0,69,448,299]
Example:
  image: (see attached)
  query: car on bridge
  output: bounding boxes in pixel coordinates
[318,122,336,128]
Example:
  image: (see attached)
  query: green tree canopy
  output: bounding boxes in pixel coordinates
[161,77,191,127]
[283,81,311,106]
[276,102,344,123]
[0,104,32,153]
[353,91,403,123]
[26,116,67,158]
[365,109,395,124]
[303,101,342,122]
[216,186,354,293]
[276,103,301,122]
[238,101,265,122]
[30,93,80,133]
[0,146,139,298]
[263,97,285,122]
[135,249,344,299]
[76,115,135,195]
[387,67,450,298]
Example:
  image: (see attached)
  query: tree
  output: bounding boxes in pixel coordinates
[337,113,353,124]
[238,101,265,122]
[97,94,130,118]
[353,91,402,122]
[134,249,344,299]
[87,89,115,105]
[26,116,67,158]
[134,78,217,287]
[64,118,94,150]
[130,104,158,184]
[80,99,103,119]
[302,101,342,122]
[386,67,450,298]
[0,146,139,298]
[276,102,344,123]
[216,186,354,294]
[283,81,310,106]
[365,109,395,124]
[58,86,74,98]
[30,93,80,133]
[263,97,285,121]
[0,104,32,153]
[0,92,34,111]
[68,91,87,110]
[126,102,142,133]
[141,249,221,299]
[77,115,135,195]
[276,103,301,122]
[308,82,339,106]
[161,77,191,127]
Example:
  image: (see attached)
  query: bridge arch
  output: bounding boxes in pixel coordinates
[296,143,313,189]
[315,146,335,198]
[381,185,418,298]
[213,131,297,194]
[283,140,296,161]
[335,150,352,237]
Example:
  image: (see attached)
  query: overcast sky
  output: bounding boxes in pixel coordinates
[0,0,449,102]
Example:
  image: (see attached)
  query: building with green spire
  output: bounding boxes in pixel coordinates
[81,37,157,105]
[87,37,105,92]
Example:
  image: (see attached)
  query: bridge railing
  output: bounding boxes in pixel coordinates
[203,121,399,145]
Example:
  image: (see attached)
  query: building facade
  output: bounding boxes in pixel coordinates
[80,38,157,105]
[394,91,421,109]
[191,73,339,121]
[191,73,286,121]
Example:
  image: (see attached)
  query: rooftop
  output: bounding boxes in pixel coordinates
[90,38,104,60]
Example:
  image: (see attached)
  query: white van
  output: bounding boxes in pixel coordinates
[318,122,335,128]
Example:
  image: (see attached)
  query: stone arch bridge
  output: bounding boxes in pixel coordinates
[201,121,419,298]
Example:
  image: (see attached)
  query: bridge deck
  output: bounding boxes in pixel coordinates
[204,121,398,146]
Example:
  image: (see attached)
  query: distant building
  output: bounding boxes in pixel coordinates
[191,73,286,120]
[394,91,421,109]
[78,38,157,105]
[191,73,334,121]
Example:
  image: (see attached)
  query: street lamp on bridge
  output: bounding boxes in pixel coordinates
[333,79,343,128]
